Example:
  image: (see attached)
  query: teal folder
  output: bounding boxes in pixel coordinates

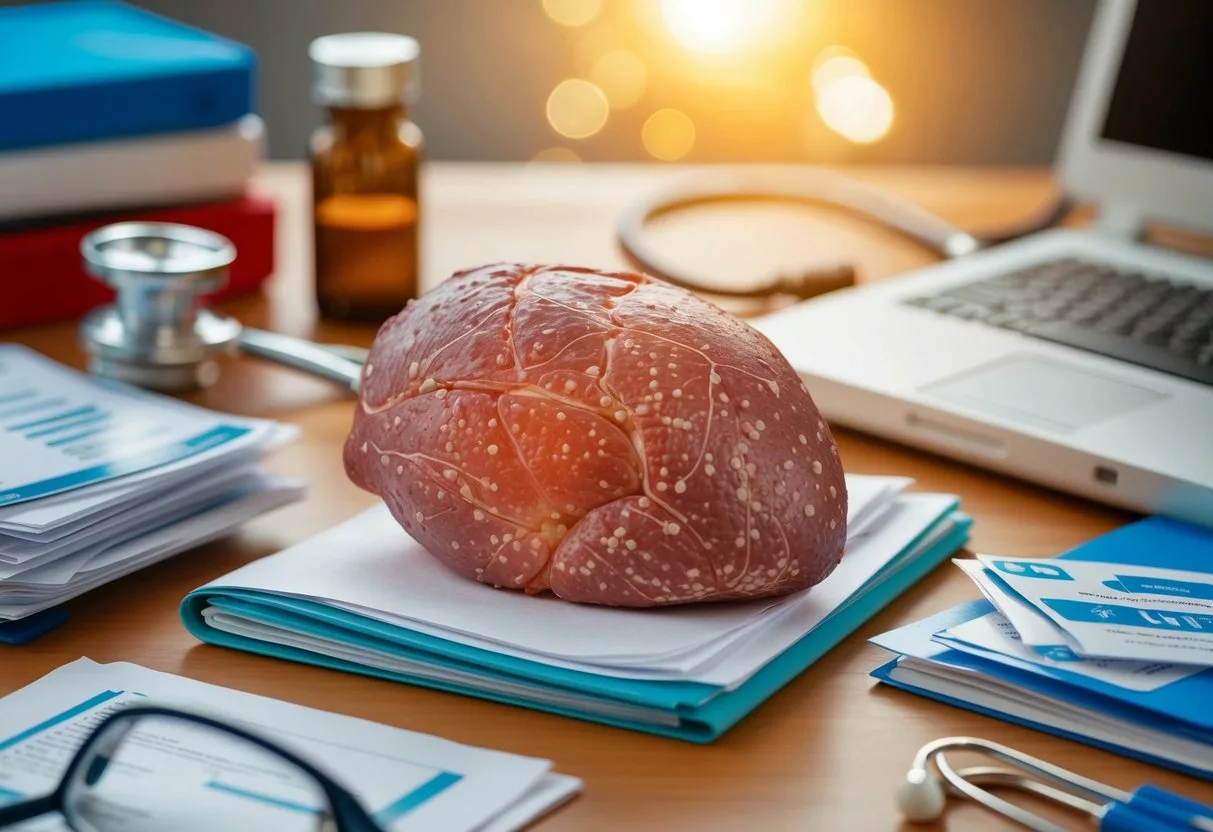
[182,508,970,742]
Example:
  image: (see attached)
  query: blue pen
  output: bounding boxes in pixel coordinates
[1099,785,1213,832]
[896,736,1213,832]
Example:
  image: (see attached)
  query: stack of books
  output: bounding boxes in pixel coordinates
[0,0,273,330]
[0,345,303,642]
[871,516,1213,780]
[182,473,971,741]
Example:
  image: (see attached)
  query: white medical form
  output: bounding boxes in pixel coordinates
[0,346,251,508]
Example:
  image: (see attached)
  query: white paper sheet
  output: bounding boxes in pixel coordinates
[936,611,1200,693]
[953,559,1074,648]
[0,479,305,620]
[0,423,295,536]
[195,482,958,688]
[703,495,960,689]
[194,475,912,668]
[196,503,962,723]
[844,475,912,539]
[0,464,259,566]
[0,468,267,580]
[0,658,579,832]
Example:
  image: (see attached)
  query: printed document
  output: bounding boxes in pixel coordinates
[0,659,579,831]
[0,346,256,508]
[978,555,1213,665]
[936,610,1201,693]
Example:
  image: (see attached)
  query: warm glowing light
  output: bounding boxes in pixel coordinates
[642,109,695,161]
[659,0,785,55]
[590,49,648,110]
[812,55,870,92]
[812,45,860,69]
[546,78,610,139]
[541,0,601,28]
[816,75,894,144]
[531,146,582,163]
[573,21,621,73]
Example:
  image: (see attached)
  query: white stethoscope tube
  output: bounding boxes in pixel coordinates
[899,736,1128,832]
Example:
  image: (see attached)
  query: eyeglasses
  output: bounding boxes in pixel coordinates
[0,705,386,831]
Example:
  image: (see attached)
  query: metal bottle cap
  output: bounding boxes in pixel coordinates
[309,32,420,108]
[78,222,243,392]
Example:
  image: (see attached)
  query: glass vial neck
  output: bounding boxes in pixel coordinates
[326,104,408,137]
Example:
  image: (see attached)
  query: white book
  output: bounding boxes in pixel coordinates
[0,114,263,222]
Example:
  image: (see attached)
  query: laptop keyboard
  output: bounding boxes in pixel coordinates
[904,258,1213,386]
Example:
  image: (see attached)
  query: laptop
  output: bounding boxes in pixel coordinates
[753,0,1213,528]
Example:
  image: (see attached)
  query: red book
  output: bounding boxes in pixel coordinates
[0,194,276,330]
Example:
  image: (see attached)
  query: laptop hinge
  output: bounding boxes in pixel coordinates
[1093,202,1147,240]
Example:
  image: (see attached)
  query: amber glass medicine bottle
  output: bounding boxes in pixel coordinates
[309,33,423,321]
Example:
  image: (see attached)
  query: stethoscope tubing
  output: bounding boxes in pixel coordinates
[911,737,1213,832]
[616,171,1071,301]
[235,328,365,391]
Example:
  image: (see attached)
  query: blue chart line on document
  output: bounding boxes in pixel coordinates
[1,398,175,463]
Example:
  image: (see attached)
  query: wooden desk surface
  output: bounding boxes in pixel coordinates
[4,162,1210,830]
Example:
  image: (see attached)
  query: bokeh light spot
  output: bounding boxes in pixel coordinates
[816,75,894,144]
[642,109,696,161]
[546,78,610,139]
[541,0,601,28]
[590,49,648,110]
[659,0,784,55]
[531,146,582,163]
[811,54,870,92]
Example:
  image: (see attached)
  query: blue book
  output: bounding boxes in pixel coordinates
[0,1,255,152]
[869,517,1213,779]
[181,486,971,742]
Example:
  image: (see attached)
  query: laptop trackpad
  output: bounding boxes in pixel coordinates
[921,355,1166,433]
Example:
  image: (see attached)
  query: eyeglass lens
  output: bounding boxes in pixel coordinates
[61,715,332,832]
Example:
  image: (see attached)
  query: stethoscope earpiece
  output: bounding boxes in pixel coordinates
[895,766,946,823]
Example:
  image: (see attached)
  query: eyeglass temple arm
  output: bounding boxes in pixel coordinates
[326,789,387,832]
[0,791,60,827]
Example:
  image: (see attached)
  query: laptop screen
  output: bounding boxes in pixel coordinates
[1100,0,1213,163]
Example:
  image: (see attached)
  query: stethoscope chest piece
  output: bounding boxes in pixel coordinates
[79,222,244,392]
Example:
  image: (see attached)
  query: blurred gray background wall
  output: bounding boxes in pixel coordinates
[5,0,1098,164]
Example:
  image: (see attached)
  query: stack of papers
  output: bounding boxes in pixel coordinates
[870,516,1213,780]
[0,345,304,625]
[181,474,971,741]
[0,658,579,831]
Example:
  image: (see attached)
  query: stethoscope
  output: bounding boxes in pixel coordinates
[74,171,1069,393]
[901,737,1213,831]
[77,222,366,393]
